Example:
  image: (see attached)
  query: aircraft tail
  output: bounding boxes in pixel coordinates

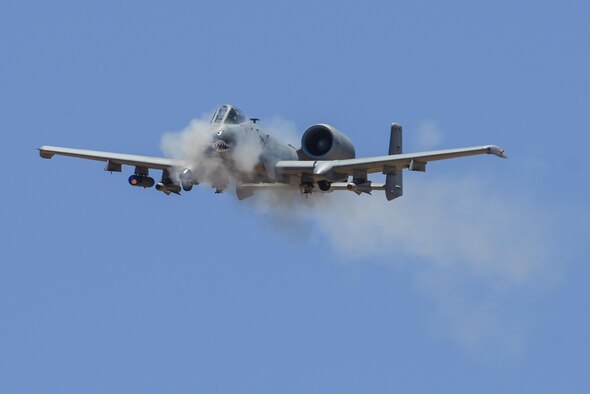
[385,123,403,201]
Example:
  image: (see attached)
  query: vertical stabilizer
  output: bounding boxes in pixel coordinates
[385,123,403,200]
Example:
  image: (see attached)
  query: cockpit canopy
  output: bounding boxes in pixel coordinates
[210,105,247,125]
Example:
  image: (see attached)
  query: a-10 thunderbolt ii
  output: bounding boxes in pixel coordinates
[39,104,506,200]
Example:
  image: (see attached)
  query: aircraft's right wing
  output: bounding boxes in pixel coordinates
[275,145,507,178]
[38,145,184,170]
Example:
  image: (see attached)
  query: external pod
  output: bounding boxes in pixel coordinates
[128,175,155,188]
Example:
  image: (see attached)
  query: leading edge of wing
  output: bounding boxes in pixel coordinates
[39,146,183,170]
[275,145,506,176]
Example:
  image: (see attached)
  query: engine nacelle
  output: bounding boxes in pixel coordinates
[300,124,356,161]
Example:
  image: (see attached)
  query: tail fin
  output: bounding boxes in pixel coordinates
[385,123,403,201]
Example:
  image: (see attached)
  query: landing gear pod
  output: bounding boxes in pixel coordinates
[317,180,331,191]
[128,175,155,188]
[182,181,193,192]
[179,168,197,191]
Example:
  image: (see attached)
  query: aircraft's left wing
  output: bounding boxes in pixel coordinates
[275,145,506,178]
[39,146,183,170]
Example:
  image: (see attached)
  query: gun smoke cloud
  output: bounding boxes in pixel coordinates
[251,174,556,353]
[161,114,557,352]
[160,113,265,190]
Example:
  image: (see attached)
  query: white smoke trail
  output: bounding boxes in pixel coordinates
[161,114,557,351]
[161,114,554,287]
[258,116,300,147]
[415,119,444,150]
[246,174,556,353]
[250,175,552,284]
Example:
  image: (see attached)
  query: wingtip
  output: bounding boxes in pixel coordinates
[488,145,508,159]
[38,146,54,159]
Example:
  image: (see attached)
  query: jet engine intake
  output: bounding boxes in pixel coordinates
[300,124,356,161]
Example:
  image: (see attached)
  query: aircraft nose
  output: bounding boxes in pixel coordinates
[213,139,231,152]
[211,130,233,153]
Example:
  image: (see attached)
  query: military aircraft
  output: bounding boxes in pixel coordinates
[39,104,506,200]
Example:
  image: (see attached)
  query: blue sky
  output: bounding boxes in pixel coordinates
[1,0,589,392]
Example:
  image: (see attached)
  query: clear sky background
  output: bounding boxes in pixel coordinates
[1,1,589,392]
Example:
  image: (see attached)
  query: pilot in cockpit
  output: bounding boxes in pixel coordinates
[211,105,246,125]
[225,107,246,124]
[211,106,227,124]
